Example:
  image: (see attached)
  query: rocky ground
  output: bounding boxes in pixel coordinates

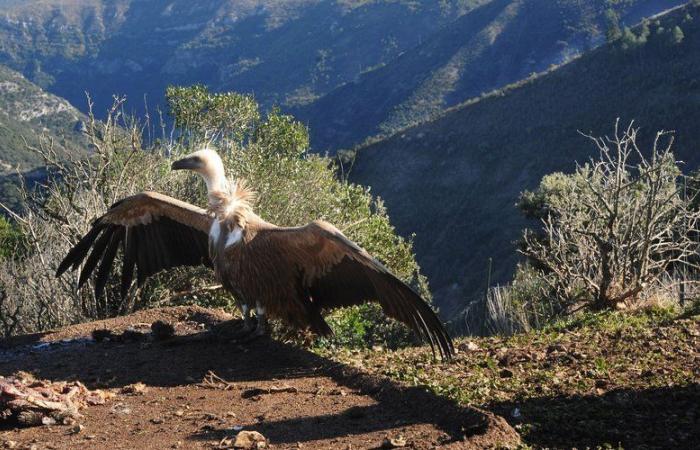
[323,308,700,449]
[1,305,697,449]
[0,306,518,449]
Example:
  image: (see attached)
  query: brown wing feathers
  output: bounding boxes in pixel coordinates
[56,194,212,299]
[290,222,454,359]
[308,255,453,359]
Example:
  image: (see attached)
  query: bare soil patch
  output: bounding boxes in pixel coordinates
[0,306,518,449]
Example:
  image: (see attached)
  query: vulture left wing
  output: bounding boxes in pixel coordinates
[57,192,213,299]
[264,220,454,359]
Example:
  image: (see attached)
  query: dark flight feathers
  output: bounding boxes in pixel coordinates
[56,192,212,299]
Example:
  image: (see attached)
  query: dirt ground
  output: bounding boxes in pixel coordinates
[0,306,519,449]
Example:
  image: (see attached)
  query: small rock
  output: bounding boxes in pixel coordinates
[62,416,78,426]
[69,424,84,434]
[233,430,267,449]
[110,403,132,415]
[151,321,176,340]
[41,416,56,426]
[595,379,609,389]
[3,441,17,449]
[151,418,164,424]
[122,382,148,395]
[91,329,114,342]
[381,435,407,448]
[458,341,480,352]
[511,407,522,419]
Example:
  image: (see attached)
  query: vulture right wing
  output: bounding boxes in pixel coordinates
[56,192,213,299]
[259,220,454,359]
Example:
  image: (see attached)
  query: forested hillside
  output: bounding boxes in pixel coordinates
[0,0,483,116]
[296,0,686,150]
[0,1,685,151]
[351,2,700,317]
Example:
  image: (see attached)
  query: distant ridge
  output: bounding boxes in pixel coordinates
[296,0,687,151]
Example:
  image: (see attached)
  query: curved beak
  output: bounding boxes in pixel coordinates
[171,156,203,171]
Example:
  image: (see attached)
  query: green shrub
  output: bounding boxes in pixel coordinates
[0,216,24,260]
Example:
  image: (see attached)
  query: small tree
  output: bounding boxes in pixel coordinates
[605,8,622,43]
[520,121,700,310]
[671,26,685,45]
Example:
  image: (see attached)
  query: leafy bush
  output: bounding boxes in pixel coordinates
[0,86,432,347]
[518,121,700,311]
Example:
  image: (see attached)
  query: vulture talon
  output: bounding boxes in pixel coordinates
[56,148,454,360]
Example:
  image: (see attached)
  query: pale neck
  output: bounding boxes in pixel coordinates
[202,165,228,198]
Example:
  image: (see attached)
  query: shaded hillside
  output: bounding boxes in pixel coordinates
[351,3,700,317]
[0,0,484,116]
[0,65,84,209]
[297,0,686,151]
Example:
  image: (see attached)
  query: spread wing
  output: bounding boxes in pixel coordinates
[56,192,213,299]
[263,220,454,359]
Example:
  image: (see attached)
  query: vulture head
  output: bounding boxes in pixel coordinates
[172,148,227,193]
[172,149,254,222]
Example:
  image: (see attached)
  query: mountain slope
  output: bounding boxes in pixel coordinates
[350,3,700,316]
[296,0,687,151]
[0,0,484,116]
[0,65,84,208]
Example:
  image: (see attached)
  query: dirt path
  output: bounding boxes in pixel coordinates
[0,307,519,449]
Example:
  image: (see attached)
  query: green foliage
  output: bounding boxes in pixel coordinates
[605,8,622,42]
[671,25,685,44]
[519,123,696,310]
[619,22,650,50]
[0,216,24,260]
[166,85,259,143]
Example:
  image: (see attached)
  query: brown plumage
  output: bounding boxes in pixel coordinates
[57,149,453,359]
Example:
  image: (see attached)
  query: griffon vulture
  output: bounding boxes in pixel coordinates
[56,149,453,359]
